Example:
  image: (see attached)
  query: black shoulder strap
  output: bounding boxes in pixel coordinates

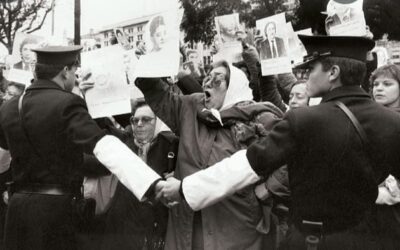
[18,93,48,164]
[334,101,370,147]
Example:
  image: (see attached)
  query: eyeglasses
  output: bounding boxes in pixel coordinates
[202,72,226,88]
[130,116,155,125]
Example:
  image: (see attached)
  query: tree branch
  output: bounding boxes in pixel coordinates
[27,5,51,34]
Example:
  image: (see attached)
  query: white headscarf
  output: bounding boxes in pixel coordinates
[220,63,253,110]
[204,63,253,125]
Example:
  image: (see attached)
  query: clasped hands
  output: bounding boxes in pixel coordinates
[155,175,182,208]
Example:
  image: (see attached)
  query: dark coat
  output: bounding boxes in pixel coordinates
[258,37,287,60]
[375,107,400,249]
[136,77,285,250]
[246,86,400,248]
[0,79,106,250]
[100,130,177,250]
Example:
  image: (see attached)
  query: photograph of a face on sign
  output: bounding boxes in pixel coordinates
[216,13,240,44]
[256,13,291,76]
[11,32,46,72]
[134,8,181,77]
[114,28,131,50]
[81,45,131,118]
[324,0,366,36]
[214,13,243,63]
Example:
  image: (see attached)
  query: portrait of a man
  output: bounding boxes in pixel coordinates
[13,36,40,71]
[258,21,287,60]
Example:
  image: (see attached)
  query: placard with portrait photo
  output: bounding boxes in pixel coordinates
[324,0,366,36]
[256,13,292,76]
[134,8,182,77]
[286,23,312,65]
[114,27,131,50]
[10,32,46,72]
[214,13,243,63]
[81,45,131,118]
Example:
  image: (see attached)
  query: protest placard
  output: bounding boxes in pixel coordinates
[5,68,34,86]
[114,27,131,50]
[81,45,131,119]
[324,0,366,36]
[286,25,312,65]
[134,8,182,77]
[214,13,243,63]
[256,13,292,76]
[10,32,46,72]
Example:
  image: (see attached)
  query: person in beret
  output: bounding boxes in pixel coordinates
[160,35,400,249]
[0,46,166,250]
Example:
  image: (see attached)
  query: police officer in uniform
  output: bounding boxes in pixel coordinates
[161,35,400,249]
[0,46,164,250]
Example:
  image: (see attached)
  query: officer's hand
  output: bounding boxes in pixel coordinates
[160,177,181,206]
[79,80,95,93]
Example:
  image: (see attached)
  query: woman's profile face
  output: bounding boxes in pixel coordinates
[152,25,167,51]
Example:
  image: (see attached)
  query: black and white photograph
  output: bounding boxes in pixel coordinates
[0,0,400,249]
[256,13,292,75]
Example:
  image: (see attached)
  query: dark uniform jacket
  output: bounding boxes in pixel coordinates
[247,86,400,233]
[0,79,106,250]
[0,79,105,185]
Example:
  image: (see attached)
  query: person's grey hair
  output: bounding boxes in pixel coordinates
[264,21,277,34]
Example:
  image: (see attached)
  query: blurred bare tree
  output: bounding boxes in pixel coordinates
[0,0,54,53]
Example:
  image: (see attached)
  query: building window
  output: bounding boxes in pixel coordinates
[104,32,109,38]
[129,36,134,43]
[128,28,133,33]
[137,26,143,32]
[137,34,143,41]
[204,56,212,65]
[104,41,109,46]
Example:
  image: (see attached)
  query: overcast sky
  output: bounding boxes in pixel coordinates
[36,0,176,37]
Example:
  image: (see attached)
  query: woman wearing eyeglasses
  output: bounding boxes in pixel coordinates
[135,61,288,250]
[100,98,178,250]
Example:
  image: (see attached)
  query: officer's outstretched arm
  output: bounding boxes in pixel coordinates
[181,150,260,211]
[93,135,161,201]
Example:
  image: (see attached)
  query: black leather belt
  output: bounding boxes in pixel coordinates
[11,183,79,196]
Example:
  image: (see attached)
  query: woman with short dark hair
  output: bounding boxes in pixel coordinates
[370,64,400,249]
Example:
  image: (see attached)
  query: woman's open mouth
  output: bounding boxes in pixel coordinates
[204,90,211,101]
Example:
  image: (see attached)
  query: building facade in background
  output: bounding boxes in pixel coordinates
[81,15,213,66]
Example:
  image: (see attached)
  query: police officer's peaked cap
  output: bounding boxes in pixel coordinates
[32,45,83,66]
[295,35,375,69]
